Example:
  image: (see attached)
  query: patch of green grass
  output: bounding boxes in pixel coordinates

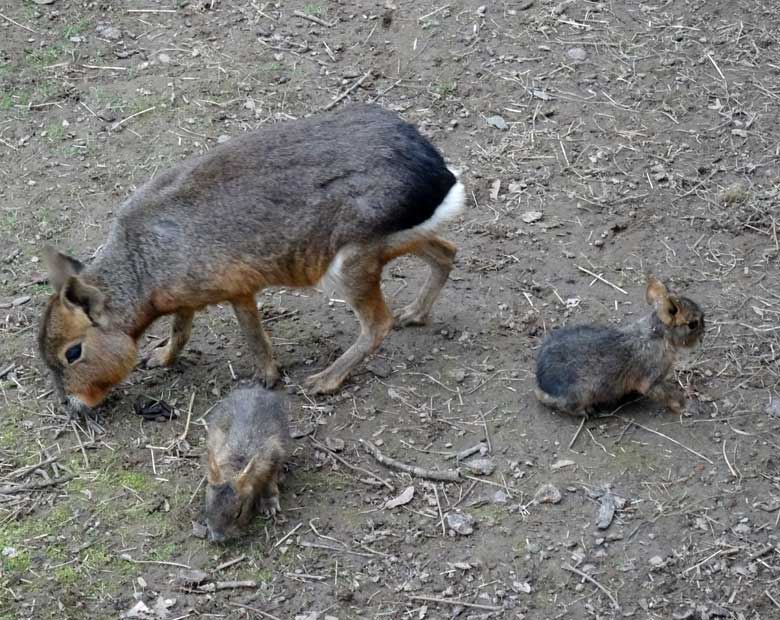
[26,46,62,68]
[54,564,79,585]
[46,123,66,142]
[62,19,91,40]
[1,550,31,575]
[0,94,13,110]
[303,3,323,16]
[433,80,457,99]
[117,470,153,492]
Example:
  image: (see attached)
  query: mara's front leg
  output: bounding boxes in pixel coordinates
[232,296,281,388]
[144,309,195,368]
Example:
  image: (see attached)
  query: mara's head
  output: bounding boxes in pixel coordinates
[38,247,137,412]
[646,276,705,348]
[204,451,257,543]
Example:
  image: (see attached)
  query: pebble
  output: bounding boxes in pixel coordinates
[12,295,31,307]
[486,115,508,131]
[766,397,780,418]
[522,211,543,224]
[492,490,509,504]
[533,483,562,504]
[326,437,345,452]
[550,459,575,470]
[217,134,231,144]
[566,47,587,61]
[176,569,210,586]
[446,511,475,536]
[191,521,207,539]
[158,53,172,64]
[649,555,665,568]
[96,23,122,40]
[462,458,496,476]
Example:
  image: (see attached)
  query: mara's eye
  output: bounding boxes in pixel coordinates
[65,343,82,364]
[688,320,699,330]
[669,305,678,316]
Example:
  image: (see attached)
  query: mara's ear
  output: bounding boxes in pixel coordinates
[235,456,258,496]
[207,450,224,485]
[46,246,84,293]
[61,276,108,327]
[646,276,679,325]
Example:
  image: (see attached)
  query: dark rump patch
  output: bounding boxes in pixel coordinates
[536,353,578,397]
[376,122,457,234]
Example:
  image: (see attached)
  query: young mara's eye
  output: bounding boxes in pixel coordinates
[65,343,82,364]
[688,320,699,330]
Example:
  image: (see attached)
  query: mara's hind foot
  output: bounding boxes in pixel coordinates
[387,236,456,329]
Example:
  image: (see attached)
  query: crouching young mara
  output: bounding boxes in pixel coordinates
[38,104,465,414]
[535,277,705,417]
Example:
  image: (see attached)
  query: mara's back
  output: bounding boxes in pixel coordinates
[116,104,456,253]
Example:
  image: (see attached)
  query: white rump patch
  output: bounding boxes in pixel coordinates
[411,166,465,234]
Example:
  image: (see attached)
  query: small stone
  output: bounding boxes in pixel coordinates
[596,490,626,530]
[96,23,122,40]
[649,555,665,568]
[216,134,231,144]
[551,459,575,470]
[522,211,543,224]
[533,483,562,504]
[567,47,587,61]
[492,490,509,504]
[449,368,467,383]
[191,521,208,539]
[733,523,751,535]
[512,581,532,594]
[12,295,31,307]
[176,569,210,586]
[2,547,18,558]
[486,115,508,130]
[462,458,495,476]
[325,437,345,452]
[446,511,475,535]
[765,398,780,418]
[158,53,172,64]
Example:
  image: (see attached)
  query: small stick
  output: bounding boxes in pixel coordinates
[198,580,256,592]
[127,8,177,13]
[562,563,619,610]
[321,72,371,112]
[299,541,373,558]
[568,417,587,450]
[293,9,335,28]
[309,436,394,491]
[111,106,157,131]
[360,440,460,482]
[722,439,737,477]
[766,590,780,610]
[227,602,283,620]
[407,595,501,612]
[120,554,190,569]
[480,411,492,453]
[433,484,446,536]
[215,554,246,572]
[82,64,128,71]
[632,422,714,464]
[178,392,196,444]
[0,474,75,495]
[445,443,485,461]
[418,5,450,21]
[0,12,39,34]
[273,522,302,548]
[187,475,205,506]
[575,265,628,295]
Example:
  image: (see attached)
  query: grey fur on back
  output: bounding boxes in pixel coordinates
[84,104,456,330]
[206,386,290,471]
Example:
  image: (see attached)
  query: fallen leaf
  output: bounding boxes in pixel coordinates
[384,485,415,509]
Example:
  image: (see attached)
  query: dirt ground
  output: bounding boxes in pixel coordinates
[1,1,780,618]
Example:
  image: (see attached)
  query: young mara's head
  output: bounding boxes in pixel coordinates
[646,276,705,348]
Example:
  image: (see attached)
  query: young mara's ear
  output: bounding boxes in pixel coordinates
[646,276,679,325]
[46,246,84,293]
[235,455,258,496]
[61,276,108,327]
[207,450,224,485]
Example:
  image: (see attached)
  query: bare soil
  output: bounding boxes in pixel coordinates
[1,1,779,619]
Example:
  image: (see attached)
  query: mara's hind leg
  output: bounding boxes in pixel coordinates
[145,309,195,368]
[305,251,393,395]
[391,236,457,327]
[232,296,280,388]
